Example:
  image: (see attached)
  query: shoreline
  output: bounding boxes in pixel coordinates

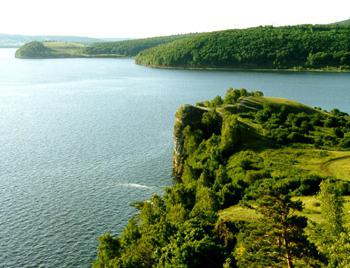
[12,52,350,73]
[135,62,350,73]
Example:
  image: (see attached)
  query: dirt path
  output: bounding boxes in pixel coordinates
[320,155,350,177]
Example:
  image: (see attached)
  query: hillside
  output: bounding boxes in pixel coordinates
[331,18,350,26]
[15,41,87,58]
[136,25,350,71]
[0,33,102,48]
[15,34,196,59]
[83,34,196,57]
[93,88,350,267]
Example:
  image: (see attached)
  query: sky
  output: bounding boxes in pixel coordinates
[1,0,349,38]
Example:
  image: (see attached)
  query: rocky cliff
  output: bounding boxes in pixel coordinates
[173,105,206,180]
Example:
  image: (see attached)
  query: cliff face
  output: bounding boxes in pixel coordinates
[173,105,206,180]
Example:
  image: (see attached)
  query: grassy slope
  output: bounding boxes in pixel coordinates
[217,96,317,117]
[17,41,127,58]
[219,142,350,225]
[219,196,350,226]
[242,96,317,114]
[42,42,87,57]
[330,18,350,26]
[44,41,130,58]
[213,95,350,225]
[203,96,350,177]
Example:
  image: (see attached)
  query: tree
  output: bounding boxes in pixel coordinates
[235,185,318,267]
[307,180,350,267]
[93,233,120,268]
[220,115,241,155]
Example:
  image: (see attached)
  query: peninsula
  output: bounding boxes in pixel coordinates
[93,88,350,267]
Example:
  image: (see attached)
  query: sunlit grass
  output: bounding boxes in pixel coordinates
[219,196,350,226]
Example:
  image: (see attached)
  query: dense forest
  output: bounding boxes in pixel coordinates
[83,34,195,57]
[93,89,350,267]
[135,25,350,70]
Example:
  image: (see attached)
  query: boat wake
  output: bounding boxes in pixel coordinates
[116,183,152,189]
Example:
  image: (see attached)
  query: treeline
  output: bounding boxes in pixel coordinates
[135,25,350,70]
[83,34,196,57]
[93,89,350,267]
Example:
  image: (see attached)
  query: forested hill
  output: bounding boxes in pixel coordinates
[93,88,350,267]
[15,34,196,58]
[135,25,350,70]
[83,34,196,57]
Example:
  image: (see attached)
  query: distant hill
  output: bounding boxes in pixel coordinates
[330,18,350,26]
[0,34,103,48]
[15,34,196,58]
[82,34,197,57]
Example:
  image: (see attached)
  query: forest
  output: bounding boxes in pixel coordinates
[83,34,195,57]
[135,25,350,70]
[93,89,350,267]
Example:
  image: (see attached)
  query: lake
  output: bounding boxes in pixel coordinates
[0,48,350,267]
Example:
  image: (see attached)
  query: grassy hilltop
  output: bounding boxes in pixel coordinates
[93,88,350,267]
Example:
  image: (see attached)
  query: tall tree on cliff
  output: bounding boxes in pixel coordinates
[235,183,319,267]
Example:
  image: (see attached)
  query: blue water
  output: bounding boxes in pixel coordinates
[0,48,350,267]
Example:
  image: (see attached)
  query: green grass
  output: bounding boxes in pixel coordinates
[244,96,319,114]
[320,156,350,179]
[233,146,350,180]
[219,196,350,226]
[221,147,350,224]
[43,41,86,48]
[43,42,86,57]
[292,150,350,179]
[219,205,260,222]
[216,96,321,116]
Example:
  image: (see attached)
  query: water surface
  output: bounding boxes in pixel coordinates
[0,48,349,267]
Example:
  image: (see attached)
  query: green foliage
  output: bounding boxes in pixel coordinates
[307,180,350,267]
[220,115,241,155]
[201,110,222,136]
[93,233,120,268]
[136,25,350,70]
[84,34,195,57]
[235,184,320,267]
[223,88,263,105]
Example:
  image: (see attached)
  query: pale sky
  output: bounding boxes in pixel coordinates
[1,0,349,38]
